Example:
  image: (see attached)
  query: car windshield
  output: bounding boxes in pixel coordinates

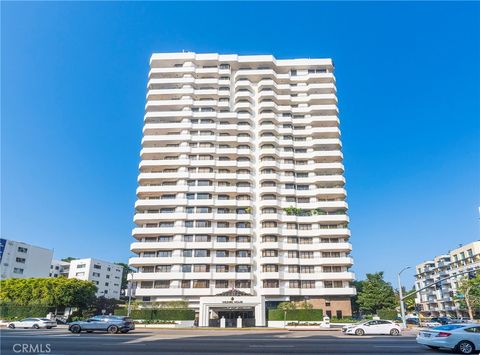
[40,318,50,321]
[433,325,466,331]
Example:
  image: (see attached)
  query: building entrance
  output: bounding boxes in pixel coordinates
[208,308,255,327]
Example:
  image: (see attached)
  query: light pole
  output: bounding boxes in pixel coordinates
[398,266,411,329]
[127,273,133,317]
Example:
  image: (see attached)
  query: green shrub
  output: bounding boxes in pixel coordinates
[378,309,398,320]
[114,308,195,320]
[0,304,56,320]
[330,317,357,323]
[268,309,323,321]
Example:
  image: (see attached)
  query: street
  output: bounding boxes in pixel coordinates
[0,327,454,355]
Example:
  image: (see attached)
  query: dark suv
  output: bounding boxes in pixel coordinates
[68,316,135,334]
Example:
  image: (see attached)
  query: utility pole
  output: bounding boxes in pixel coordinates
[398,266,411,329]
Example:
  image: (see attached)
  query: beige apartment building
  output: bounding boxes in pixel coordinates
[128,52,356,326]
[415,241,480,317]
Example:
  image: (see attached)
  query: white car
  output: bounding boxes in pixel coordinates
[342,320,401,336]
[417,324,480,354]
[423,320,442,328]
[7,318,57,329]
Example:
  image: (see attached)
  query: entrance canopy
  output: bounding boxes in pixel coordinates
[198,294,265,327]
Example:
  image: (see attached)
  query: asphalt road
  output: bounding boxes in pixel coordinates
[0,327,452,355]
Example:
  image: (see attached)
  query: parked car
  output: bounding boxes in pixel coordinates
[406,318,420,326]
[7,318,57,329]
[342,320,401,336]
[68,315,135,334]
[431,317,452,325]
[451,317,471,324]
[423,320,442,328]
[417,324,480,354]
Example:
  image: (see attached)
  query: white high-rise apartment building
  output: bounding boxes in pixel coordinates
[129,52,355,326]
[415,241,480,318]
[68,258,123,300]
[0,238,53,280]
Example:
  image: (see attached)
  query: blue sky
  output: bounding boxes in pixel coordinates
[2,2,479,287]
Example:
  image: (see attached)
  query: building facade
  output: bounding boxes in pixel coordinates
[68,258,123,300]
[0,238,53,280]
[49,259,71,278]
[129,52,355,326]
[415,241,480,317]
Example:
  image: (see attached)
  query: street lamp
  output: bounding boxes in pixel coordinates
[398,266,411,329]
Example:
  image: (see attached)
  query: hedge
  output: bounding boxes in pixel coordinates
[268,309,323,321]
[0,304,56,320]
[378,309,398,320]
[114,308,195,321]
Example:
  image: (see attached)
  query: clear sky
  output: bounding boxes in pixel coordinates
[2,2,479,287]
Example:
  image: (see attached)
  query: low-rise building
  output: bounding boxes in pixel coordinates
[68,258,123,299]
[49,259,70,278]
[415,241,480,317]
[0,238,53,280]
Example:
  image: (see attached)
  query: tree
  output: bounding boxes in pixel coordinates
[457,274,480,320]
[356,272,396,315]
[277,302,297,311]
[61,257,77,263]
[115,262,135,291]
[0,278,97,310]
[298,300,313,310]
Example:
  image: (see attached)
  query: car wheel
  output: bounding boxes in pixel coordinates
[70,325,81,334]
[8,324,15,329]
[33,324,40,329]
[46,326,52,329]
[456,340,475,354]
[107,325,119,334]
[390,328,400,336]
[355,328,365,336]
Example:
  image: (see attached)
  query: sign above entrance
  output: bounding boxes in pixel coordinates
[222,297,243,304]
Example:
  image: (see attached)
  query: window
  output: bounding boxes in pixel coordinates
[182,265,192,272]
[158,251,172,257]
[215,280,229,288]
[216,250,228,257]
[236,265,251,273]
[93,264,101,269]
[93,272,100,277]
[263,264,278,272]
[13,268,24,274]
[15,257,26,264]
[262,235,277,242]
[235,280,251,288]
[216,265,229,272]
[190,249,208,257]
[300,266,315,273]
[464,327,480,333]
[262,250,278,257]
[289,280,300,288]
[288,265,300,273]
[301,281,315,289]
[181,280,191,288]
[193,280,209,288]
[263,280,279,288]
[217,236,229,243]
[193,265,210,272]
[17,247,28,253]
[157,265,171,272]
[288,251,299,258]
[77,264,86,269]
